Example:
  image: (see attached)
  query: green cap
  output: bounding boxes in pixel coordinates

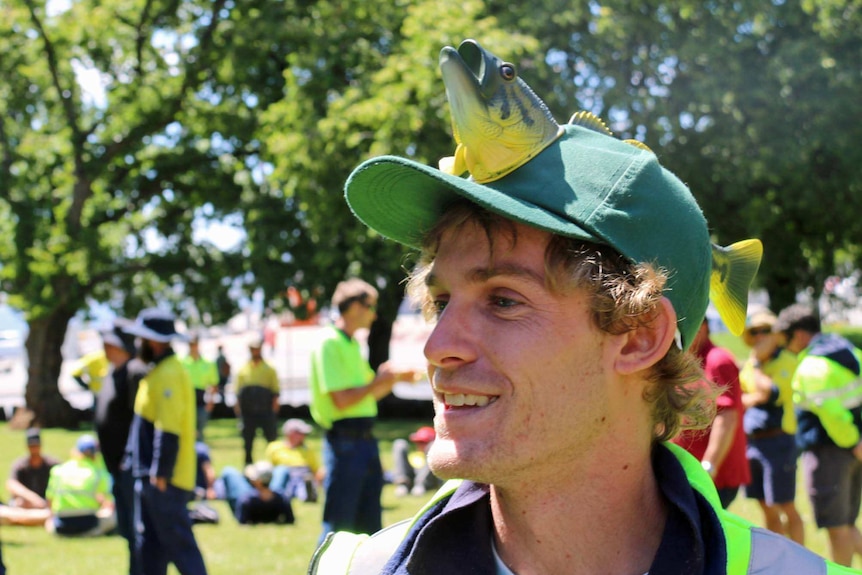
[344,124,711,349]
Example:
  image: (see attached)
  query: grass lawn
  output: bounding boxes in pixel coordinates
[0,414,856,573]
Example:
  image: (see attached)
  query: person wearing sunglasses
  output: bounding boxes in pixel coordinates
[738,310,804,545]
[309,278,422,542]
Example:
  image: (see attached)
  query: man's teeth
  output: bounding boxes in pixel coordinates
[443,393,491,407]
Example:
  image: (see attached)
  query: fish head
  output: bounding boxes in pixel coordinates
[439,39,563,183]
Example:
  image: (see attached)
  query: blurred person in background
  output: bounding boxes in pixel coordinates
[738,310,804,544]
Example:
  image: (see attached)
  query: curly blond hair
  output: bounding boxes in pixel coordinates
[406,201,714,441]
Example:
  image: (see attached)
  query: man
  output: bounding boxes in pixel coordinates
[309,39,848,575]
[214,344,231,407]
[738,310,804,544]
[672,319,751,509]
[391,425,443,497]
[2,428,59,526]
[266,418,322,502]
[71,348,109,393]
[182,334,219,438]
[45,435,116,537]
[94,319,149,574]
[124,308,207,575]
[216,461,294,525]
[234,336,280,465]
[776,304,862,566]
[309,278,421,539]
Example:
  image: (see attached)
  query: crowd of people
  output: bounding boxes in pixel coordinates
[0,297,432,575]
[669,304,862,567]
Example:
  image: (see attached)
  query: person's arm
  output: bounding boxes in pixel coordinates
[741,367,776,408]
[6,477,48,508]
[329,362,421,411]
[701,350,742,477]
[700,408,739,477]
[150,371,185,490]
[202,460,217,500]
[793,357,862,450]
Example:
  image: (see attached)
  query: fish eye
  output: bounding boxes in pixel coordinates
[500,63,516,81]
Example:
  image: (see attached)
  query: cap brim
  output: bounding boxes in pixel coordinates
[345,151,599,250]
[123,324,187,343]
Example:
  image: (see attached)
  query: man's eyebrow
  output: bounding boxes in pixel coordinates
[425,263,545,288]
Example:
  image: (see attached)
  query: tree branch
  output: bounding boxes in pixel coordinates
[23,0,89,235]
[100,0,230,168]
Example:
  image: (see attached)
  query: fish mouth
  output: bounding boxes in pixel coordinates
[447,40,486,83]
[439,40,491,103]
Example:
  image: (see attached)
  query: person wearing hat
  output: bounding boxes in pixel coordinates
[234,335,280,465]
[308,39,848,575]
[737,309,804,545]
[93,319,149,574]
[776,304,862,566]
[390,425,442,497]
[215,461,294,525]
[44,434,116,536]
[671,318,751,510]
[266,418,322,502]
[124,308,207,575]
[181,333,219,439]
[309,278,422,541]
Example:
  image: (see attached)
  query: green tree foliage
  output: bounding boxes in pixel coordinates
[0,0,296,425]
[257,0,540,364]
[1,0,860,425]
[489,0,862,311]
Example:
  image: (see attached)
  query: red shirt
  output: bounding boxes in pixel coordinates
[672,338,751,490]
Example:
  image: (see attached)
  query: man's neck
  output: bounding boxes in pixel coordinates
[335,318,358,339]
[489,443,666,575]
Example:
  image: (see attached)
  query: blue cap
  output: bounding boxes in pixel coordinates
[76,434,98,454]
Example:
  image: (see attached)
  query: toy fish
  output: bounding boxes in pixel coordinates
[439,39,762,335]
[438,39,563,183]
[711,239,763,335]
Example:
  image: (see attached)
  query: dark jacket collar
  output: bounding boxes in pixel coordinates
[381,443,726,575]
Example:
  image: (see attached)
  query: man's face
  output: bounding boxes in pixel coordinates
[140,338,156,362]
[250,346,262,361]
[423,220,615,486]
[353,296,378,330]
[286,430,305,446]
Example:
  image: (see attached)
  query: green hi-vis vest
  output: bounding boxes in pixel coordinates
[309,443,856,575]
[46,458,110,517]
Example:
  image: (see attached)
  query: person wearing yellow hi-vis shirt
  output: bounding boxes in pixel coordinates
[124,308,207,575]
[777,304,862,567]
[737,310,804,546]
[45,435,115,536]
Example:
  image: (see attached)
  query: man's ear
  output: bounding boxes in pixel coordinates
[614,297,677,375]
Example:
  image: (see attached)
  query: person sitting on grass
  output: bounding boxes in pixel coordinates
[45,435,116,537]
[266,418,323,503]
[390,425,443,497]
[216,461,294,525]
[0,428,59,527]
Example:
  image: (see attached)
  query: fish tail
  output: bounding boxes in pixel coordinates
[709,239,763,335]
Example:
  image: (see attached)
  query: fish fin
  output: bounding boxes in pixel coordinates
[438,155,456,174]
[710,239,763,335]
[623,139,654,153]
[567,111,613,136]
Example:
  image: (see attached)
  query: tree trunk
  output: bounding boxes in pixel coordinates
[24,308,83,429]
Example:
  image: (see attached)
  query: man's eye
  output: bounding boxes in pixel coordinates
[491,296,517,308]
[431,299,448,314]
